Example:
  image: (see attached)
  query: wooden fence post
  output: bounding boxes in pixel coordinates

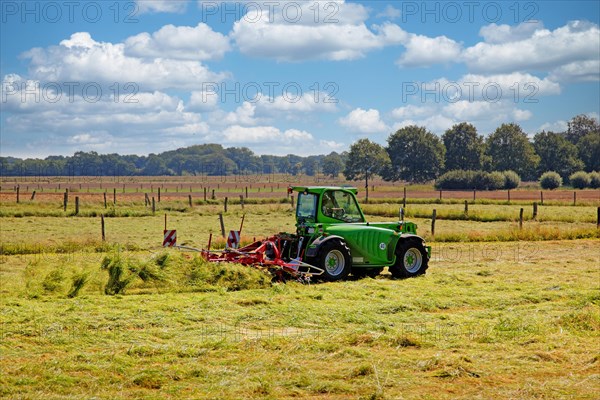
[439,190,442,201]
[113,188,116,205]
[573,191,576,205]
[540,191,544,205]
[403,187,407,208]
[219,213,226,238]
[101,214,105,241]
[533,202,538,220]
[519,208,524,229]
[16,185,20,203]
[63,190,68,211]
[158,187,161,202]
[224,197,228,213]
[103,192,107,209]
[245,187,248,199]
[204,188,207,202]
[30,190,36,201]
[507,190,511,203]
[464,200,468,215]
[212,189,216,200]
[152,197,156,214]
[188,195,193,207]
[240,195,244,210]
[431,209,437,238]
[473,189,476,201]
[75,196,79,215]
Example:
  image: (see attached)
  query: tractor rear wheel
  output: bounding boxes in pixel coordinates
[315,240,351,281]
[390,238,429,278]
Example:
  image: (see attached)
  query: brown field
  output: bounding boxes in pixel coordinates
[1,175,599,204]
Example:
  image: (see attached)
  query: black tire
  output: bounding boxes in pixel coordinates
[352,268,383,279]
[389,238,429,279]
[315,240,352,281]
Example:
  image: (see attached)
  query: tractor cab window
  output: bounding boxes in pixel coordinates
[321,190,364,223]
[297,192,317,221]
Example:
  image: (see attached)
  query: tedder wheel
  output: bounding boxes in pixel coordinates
[389,238,429,279]
[315,239,352,281]
[352,268,383,279]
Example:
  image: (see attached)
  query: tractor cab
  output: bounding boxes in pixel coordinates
[294,186,365,225]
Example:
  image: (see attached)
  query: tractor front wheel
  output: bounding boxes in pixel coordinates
[389,239,429,279]
[315,240,352,281]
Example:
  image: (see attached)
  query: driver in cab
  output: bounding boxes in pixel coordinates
[322,191,340,218]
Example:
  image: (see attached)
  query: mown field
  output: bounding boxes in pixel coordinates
[1,178,599,399]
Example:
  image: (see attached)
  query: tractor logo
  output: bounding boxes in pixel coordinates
[379,242,386,250]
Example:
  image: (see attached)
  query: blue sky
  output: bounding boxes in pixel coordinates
[1,0,599,158]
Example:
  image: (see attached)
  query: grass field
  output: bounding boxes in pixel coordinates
[1,178,599,399]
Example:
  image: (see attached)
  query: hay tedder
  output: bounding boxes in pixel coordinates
[167,186,430,282]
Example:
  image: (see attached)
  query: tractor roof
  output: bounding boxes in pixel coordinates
[290,186,358,195]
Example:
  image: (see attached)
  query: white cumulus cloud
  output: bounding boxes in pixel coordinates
[22,32,227,91]
[463,21,600,75]
[339,108,389,134]
[221,125,313,144]
[230,1,393,61]
[396,34,462,67]
[124,23,230,60]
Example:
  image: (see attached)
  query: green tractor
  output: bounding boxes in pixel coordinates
[291,186,430,281]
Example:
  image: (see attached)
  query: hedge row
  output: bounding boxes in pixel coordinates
[435,170,520,190]
[569,171,600,189]
[539,171,600,189]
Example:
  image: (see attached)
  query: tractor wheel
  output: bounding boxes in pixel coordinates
[352,268,383,279]
[390,238,429,279]
[315,240,352,281]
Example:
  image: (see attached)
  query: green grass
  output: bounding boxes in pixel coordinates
[1,203,598,258]
[1,240,598,399]
[363,203,600,223]
[1,183,599,398]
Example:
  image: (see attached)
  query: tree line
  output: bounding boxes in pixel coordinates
[1,115,598,184]
[344,114,599,187]
[0,144,346,178]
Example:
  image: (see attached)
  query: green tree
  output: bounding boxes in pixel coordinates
[321,152,344,178]
[576,132,600,172]
[142,155,169,175]
[225,147,262,175]
[343,139,390,200]
[290,162,303,176]
[486,123,540,180]
[565,114,599,145]
[442,122,485,171]
[167,155,187,176]
[385,125,445,183]
[533,131,583,179]
[302,155,321,176]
